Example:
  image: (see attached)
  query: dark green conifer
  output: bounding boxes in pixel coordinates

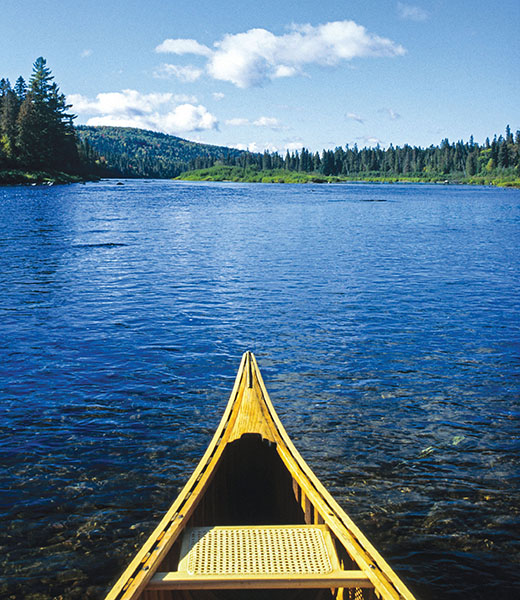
[0,89,19,161]
[13,76,27,103]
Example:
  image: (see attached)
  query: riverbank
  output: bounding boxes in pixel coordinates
[175,165,520,187]
[0,169,97,186]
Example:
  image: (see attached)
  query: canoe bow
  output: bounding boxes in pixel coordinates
[104,351,417,600]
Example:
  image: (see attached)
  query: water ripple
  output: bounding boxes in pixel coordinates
[0,180,519,599]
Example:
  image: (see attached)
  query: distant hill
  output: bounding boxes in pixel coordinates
[75,126,243,178]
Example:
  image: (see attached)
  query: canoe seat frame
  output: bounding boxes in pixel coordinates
[146,524,372,590]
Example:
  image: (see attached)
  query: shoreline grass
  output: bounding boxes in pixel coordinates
[175,165,520,188]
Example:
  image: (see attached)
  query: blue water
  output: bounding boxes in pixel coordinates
[1,180,519,599]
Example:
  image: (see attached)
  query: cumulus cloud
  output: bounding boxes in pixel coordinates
[347,112,365,123]
[155,38,212,56]
[397,3,429,21]
[153,64,203,82]
[156,20,405,88]
[69,89,218,135]
[284,141,305,152]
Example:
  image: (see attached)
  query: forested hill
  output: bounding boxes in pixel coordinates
[75,126,243,178]
[77,124,519,186]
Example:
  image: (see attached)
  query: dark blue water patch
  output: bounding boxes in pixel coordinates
[0,180,519,599]
[71,242,129,249]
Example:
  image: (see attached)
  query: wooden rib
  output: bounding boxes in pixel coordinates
[148,571,372,590]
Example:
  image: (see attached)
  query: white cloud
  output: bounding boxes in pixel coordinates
[253,116,283,129]
[225,116,284,129]
[273,65,298,79]
[81,49,93,58]
[235,142,260,152]
[347,112,365,123]
[212,92,225,101]
[157,20,405,88]
[69,89,218,135]
[153,64,203,82]
[155,38,212,56]
[233,140,303,154]
[284,141,305,152]
[397,3,429,21]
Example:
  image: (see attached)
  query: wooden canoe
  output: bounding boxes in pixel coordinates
[105,352,417,600]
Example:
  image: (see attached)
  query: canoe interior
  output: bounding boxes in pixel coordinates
[139,434,375,600]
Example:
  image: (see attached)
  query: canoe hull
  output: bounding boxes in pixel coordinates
[104,353,416,600]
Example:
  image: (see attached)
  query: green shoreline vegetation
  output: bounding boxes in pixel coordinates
[176,127,520,188]
[176,164,520,187]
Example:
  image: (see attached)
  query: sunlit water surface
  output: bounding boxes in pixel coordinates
[0,180,519,599]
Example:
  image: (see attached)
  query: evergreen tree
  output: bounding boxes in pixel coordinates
[13,76,27,103]
[498,140,509,168]
[0,78,11,97]
[466,151,478,176]
[17,57,79,169]
[16,94,40,167]
[0,89,18,161]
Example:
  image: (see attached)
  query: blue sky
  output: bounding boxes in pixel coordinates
[2,0,519,152]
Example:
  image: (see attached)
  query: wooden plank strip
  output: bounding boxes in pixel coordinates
[148,570,372,590]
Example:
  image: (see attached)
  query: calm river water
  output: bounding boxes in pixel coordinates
[0,180,519,599]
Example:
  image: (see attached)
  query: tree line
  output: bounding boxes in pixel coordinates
[189,128,520,181]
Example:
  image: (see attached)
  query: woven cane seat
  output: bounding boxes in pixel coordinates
[178,525,339,576]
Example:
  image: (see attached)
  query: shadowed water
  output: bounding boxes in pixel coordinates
[0,180,519,599]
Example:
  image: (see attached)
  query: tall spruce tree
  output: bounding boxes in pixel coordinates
[13,76,27,103]
[14,57,79,170]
